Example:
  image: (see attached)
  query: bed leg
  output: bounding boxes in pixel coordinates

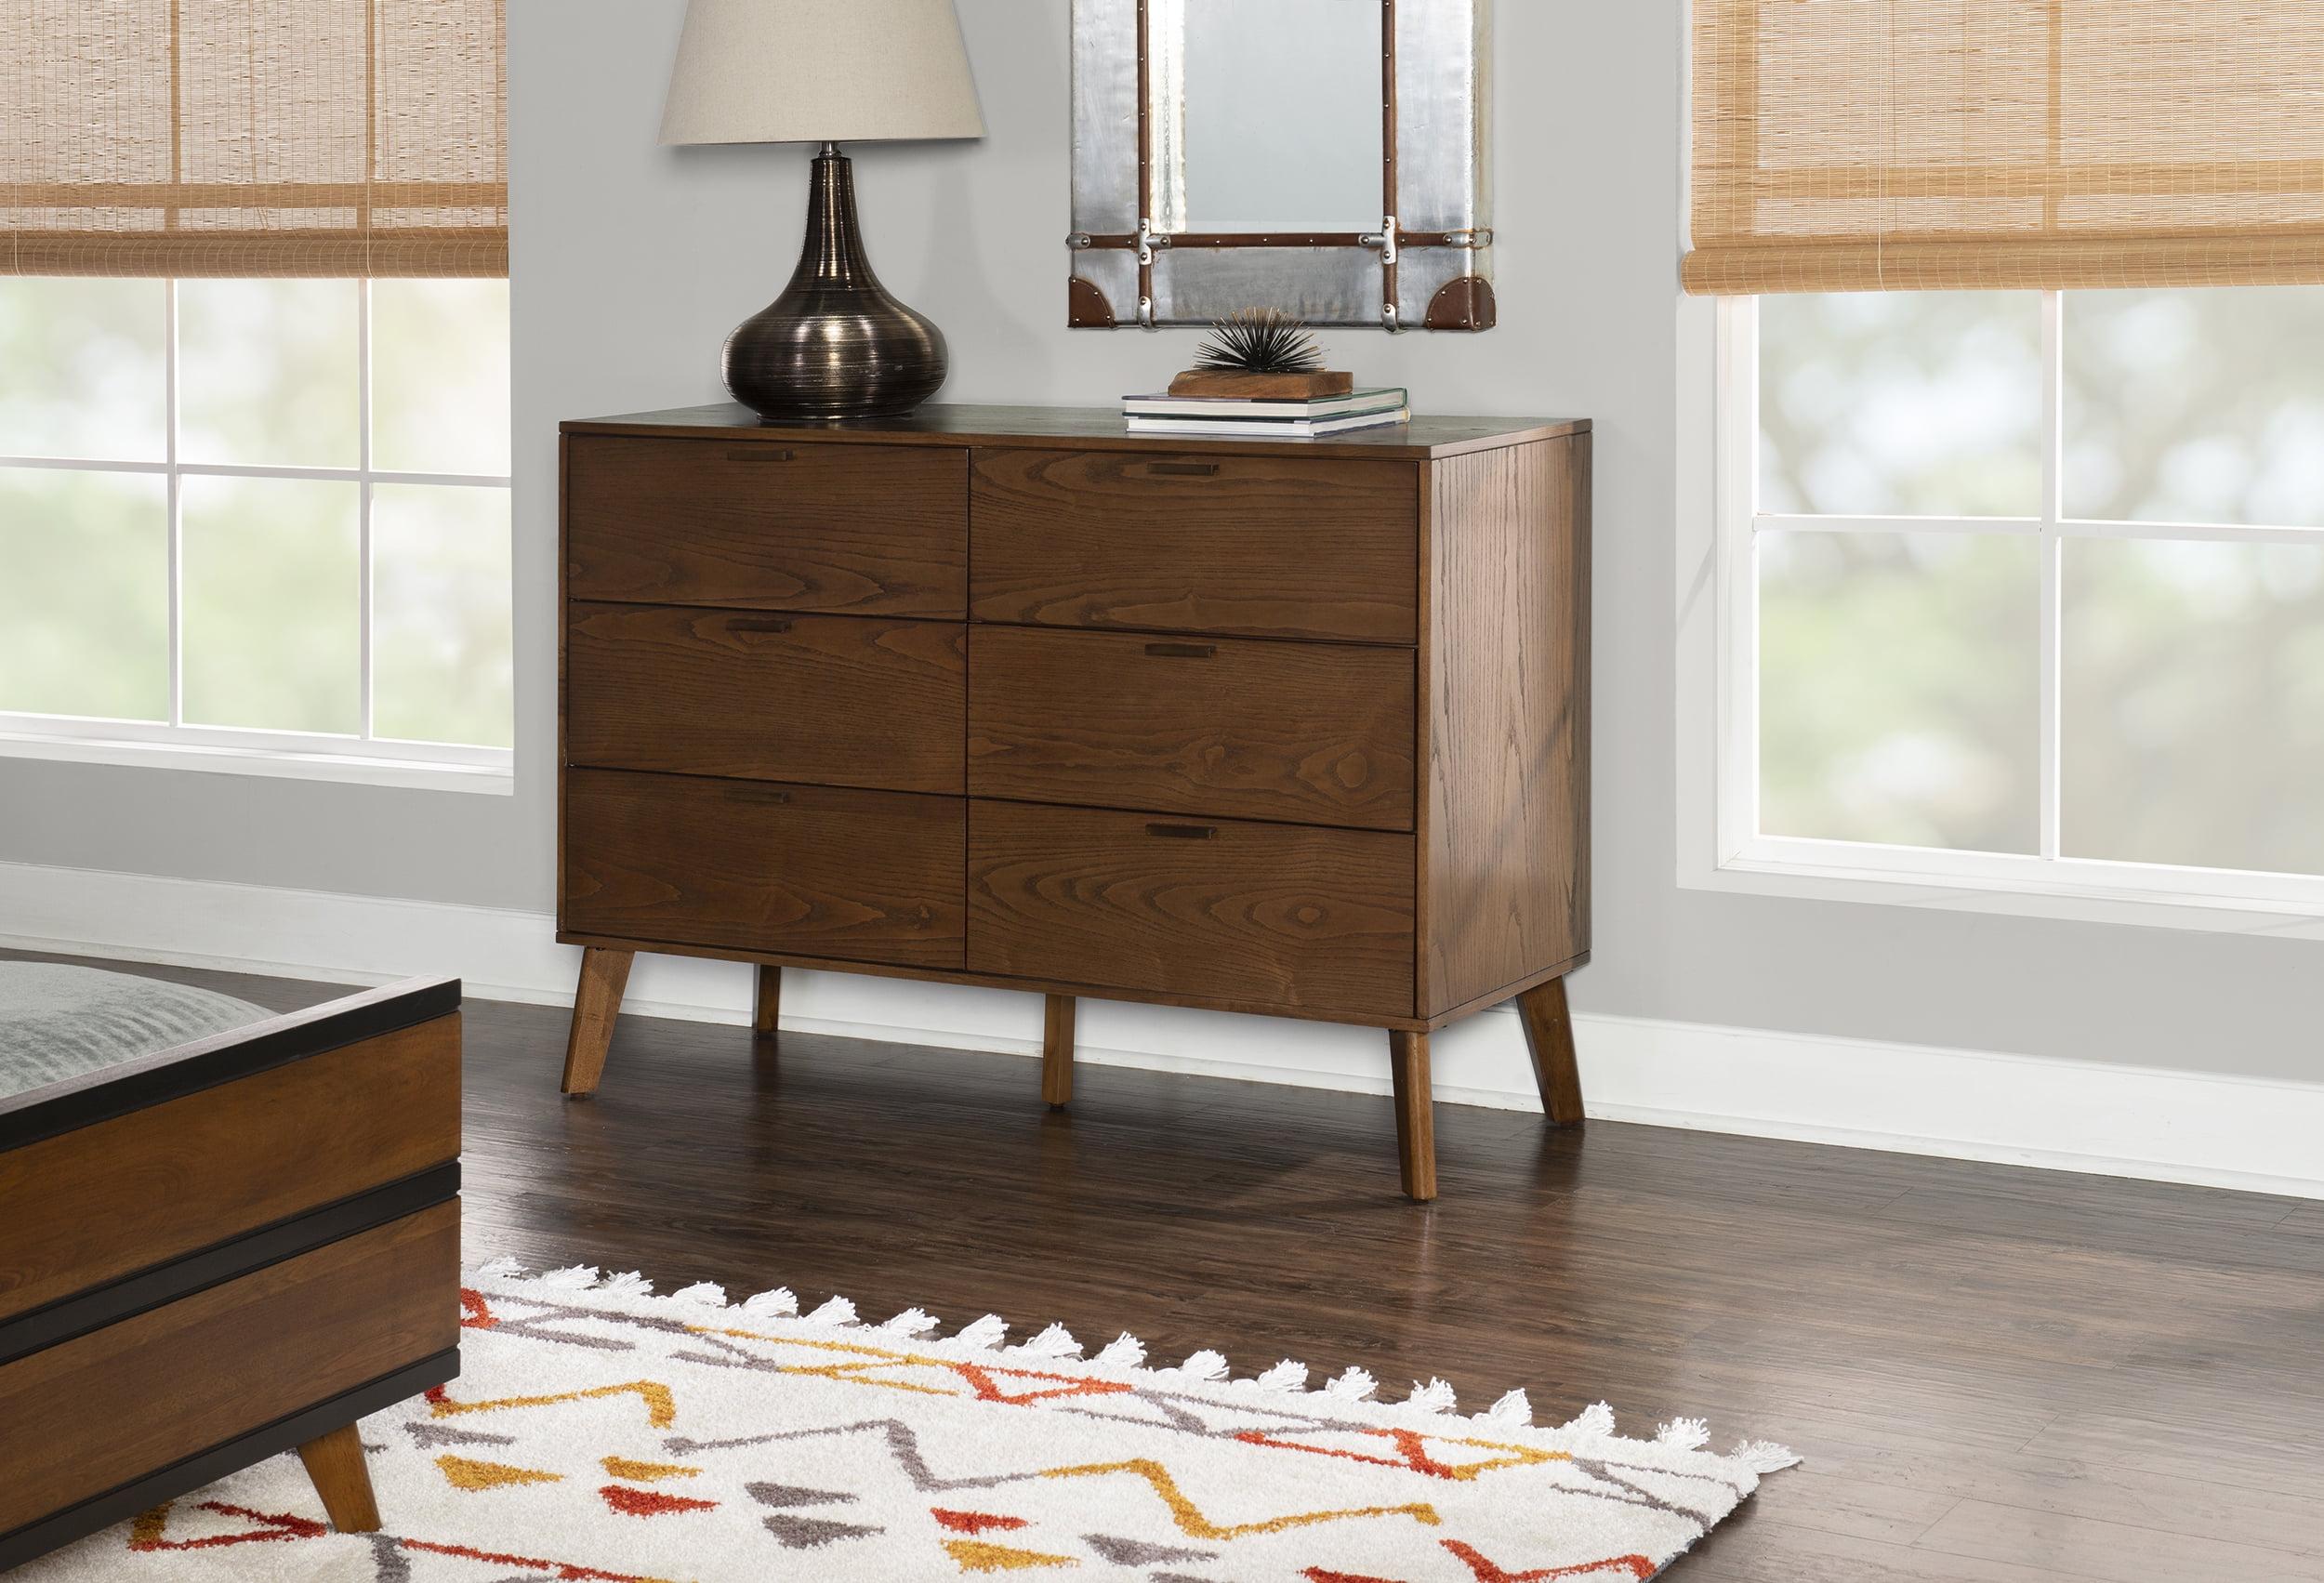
[297,1422,380,1533]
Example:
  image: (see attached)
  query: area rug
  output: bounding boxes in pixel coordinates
[20,1262,1794,1581]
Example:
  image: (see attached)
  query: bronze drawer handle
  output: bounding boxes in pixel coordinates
[727,785,794,804]
[724,447,797,462]
[1144,641,1216,659]
[1144,461,1219,478]
[727,615,794,634]
[1145,822,1217,839]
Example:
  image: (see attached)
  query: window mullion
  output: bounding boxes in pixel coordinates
[358,278,376,745]
[2037,290,2064,862]
[165,279,183,730]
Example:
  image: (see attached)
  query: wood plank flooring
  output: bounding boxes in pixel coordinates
[19,949,2322,1581]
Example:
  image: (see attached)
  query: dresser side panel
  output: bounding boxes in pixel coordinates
[1423,436,1592,1016]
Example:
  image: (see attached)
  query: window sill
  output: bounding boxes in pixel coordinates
[1681,838,2324,942]
[0,731,513,796]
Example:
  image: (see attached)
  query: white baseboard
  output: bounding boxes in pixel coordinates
[4,858,2318,1200]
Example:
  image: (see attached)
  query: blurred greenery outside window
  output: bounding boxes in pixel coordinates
[1750,287,2324,886]
[0,277,512,777]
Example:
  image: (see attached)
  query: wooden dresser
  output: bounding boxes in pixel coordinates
[556,404,1591,1200]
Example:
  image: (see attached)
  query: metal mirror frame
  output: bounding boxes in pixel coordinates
[1067,0,1494,332]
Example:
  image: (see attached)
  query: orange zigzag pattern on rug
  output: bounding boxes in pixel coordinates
[1442,1539,1657,1580]
[426,1379,678,1429]
[690,1326,1137,1405]
[1235,1425,1567,1482]
[1039,1458,1441,1538]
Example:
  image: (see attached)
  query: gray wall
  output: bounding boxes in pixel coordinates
[7,0,2317,1082]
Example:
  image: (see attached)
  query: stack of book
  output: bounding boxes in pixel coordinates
[1120,387,1410,439]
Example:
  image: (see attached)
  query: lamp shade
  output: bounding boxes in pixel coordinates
[659,0,985,147]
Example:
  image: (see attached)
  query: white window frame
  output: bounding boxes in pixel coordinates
[1677,292,2324,940]
[0,278,512,795]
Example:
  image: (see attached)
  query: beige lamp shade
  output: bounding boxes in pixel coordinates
[660,0,985,147]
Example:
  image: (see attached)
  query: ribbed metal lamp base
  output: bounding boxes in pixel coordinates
[723,145,948,422]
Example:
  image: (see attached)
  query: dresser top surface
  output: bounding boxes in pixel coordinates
[561,402,1588,461]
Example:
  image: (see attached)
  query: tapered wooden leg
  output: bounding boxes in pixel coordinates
[296,1422,380,1533]
[1517,975,1585,1126]
[1388,1029,1437,1202]
[1041,995,1076,1109]
[752,963,781,1041]
[560,946,633,1097]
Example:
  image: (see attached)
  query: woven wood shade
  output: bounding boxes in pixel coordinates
[1,0,506,279]
[1685,1,2324,295]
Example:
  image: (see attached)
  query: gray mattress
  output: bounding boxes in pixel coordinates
[0,962,274,1102]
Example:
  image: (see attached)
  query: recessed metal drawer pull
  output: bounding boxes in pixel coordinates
[1145,461,1219,477]
[727,615,793,634]
[1145,822,1217,839]
[728,785,793,804]
[724,448,796,462]
[1144,641,1216,659]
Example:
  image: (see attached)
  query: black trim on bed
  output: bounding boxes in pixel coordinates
[0,1165,462,1366]
[0,976,460,1152]
[0,1349,461,1572]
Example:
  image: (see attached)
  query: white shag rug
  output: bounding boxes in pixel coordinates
[20,1262,1793,1581]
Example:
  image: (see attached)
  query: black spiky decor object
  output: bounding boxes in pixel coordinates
[1169,309,1354,398]
[1195,309,1326,374]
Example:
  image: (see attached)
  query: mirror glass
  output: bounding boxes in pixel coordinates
[1162,0,1384,233]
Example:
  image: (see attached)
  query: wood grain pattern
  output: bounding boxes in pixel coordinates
[562,769,966,970]
[1423,435,1591,1014]
[0,1016,459,1319]
[970,447,1419,643]
[967,626,1416,831]
[560,947,632,1097]
[565,403,1589,463]
[295,1422,380,1533]
[566,602,966,794]
[0,1203,456,1534]
[1041,995,1076,1109]
[1517,975,1585,1125]
[967,799,1415,1022]
[565,436,968,615]
[1388,1030,1437,1202]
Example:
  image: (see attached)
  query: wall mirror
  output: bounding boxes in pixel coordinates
[1068,0,1494,332]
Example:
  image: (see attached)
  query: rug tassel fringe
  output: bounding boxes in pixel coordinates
[1013,1323,1083,1360]
[740,1287,799,1317]
[955,1314,1010,1352]
[1477,1388,1533,1427]
[1093,1334,1145,1368]
[1564,1401,1618,1437]
[1731,1439,1802,1472]
[465,1263,1795,1475]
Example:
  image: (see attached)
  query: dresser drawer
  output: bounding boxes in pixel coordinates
[970,448,1417,643]
[967,800,1414,1020]
[968,627,1415,831]
[567,436,967,616]
[567,602,964,794]
[563,770,965,968]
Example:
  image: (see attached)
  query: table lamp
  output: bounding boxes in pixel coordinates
[660,0,985,420]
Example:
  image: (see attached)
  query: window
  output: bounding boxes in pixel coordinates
[0,276,512,790]
[1708,287,2324,917]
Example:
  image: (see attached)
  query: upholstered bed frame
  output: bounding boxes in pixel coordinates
[0,968,462,1570]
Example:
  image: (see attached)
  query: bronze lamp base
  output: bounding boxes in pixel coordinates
[724,142,947,421]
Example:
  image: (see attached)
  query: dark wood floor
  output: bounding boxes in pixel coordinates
[31,951,2324,1581]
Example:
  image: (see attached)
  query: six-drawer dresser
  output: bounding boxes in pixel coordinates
[555,404,1591,1200]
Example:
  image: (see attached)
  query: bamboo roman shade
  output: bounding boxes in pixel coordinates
[1685,1,2324,295]
[0,0,507,278]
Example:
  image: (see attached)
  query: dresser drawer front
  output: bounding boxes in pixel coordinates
[568,602,965,794]
[564,770,966,968]
[968,627,1415,831]
[967,801,1415,1020]
[970,448,1418,643]
[567,437,968,616]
